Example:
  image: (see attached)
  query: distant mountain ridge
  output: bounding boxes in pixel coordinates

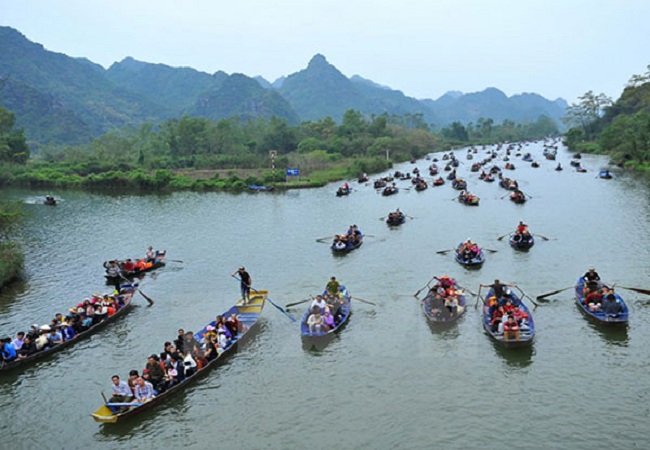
[0,26,567,147]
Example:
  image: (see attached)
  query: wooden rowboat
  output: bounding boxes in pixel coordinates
[1,283,137,372]
[420,277,467,327]
[480,286,535,348]
[104,251,167,283]
[91,291,267,423]
[300,287,352,350]
[574,278,628,325]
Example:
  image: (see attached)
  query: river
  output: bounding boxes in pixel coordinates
[1,141,650,450]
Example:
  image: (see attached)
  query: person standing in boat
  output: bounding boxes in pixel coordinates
[104,260,122,292]
[480,279,512,303]
[233,267,252,304]
[583,267,601,294]
[326,276,341,296]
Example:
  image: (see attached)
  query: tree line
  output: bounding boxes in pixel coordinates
[563,64,650,170]
[0,105,558,191]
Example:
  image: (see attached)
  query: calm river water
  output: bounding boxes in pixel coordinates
[1,142,650,450]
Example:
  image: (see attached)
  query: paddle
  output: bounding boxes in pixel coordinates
[535,234,551,241]
[497,232,512,241]
[436,249,453,254]
[231,275,297,322]
[512,285,540,308]
[536,286,573,301]
[166,259,184,263]
[456,284,478,297]
[119,275,154,306]
[414,275,437,297]
[483,248,498,253]
[315,235,333,242]
[351,296,377,306]
[284,298,312,309]
[617,286,650,296]
[474,285,484,309]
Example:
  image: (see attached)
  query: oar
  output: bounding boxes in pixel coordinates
[436,249,453,254]
[456,284,478,297]
[378,216,387,221]
[513,285,540,308]
[617,286,650,296]
[536,286,573,301]
[500,193,510,199]
[483,248,498,253]
[414,275,437,297]
[351,296,377,306]
[166,259,184,263]
[315,235,333,242]
[284,298,312,309]
[119,275,154,306]
[231,275,297,322]
[535,234,552,241]
[474,285,484,309]
[497,233,512,241]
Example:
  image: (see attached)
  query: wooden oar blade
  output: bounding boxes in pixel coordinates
[536,286,573,300]
[619,286,650,296]
[138,290,155,305]
[284,298,311,309]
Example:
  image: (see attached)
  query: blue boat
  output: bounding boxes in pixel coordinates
[301,287,352,349]
[454,242,485,268]
[598,170,613,179]
[420,277,467,327]
[386,211,406,226]
[331,232,363,253]
[480,286,535,348]
[91,290,268,423]
[509,233,535,250]
[248,185,275,192]
[574,277,628,325]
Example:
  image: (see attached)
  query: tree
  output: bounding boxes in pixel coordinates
[0,106,29,164]
[563,91,612,140]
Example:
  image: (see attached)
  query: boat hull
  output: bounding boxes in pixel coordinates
[91,292,267,423]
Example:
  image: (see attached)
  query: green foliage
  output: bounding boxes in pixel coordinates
[0,241,23,287]
[564,67,650,168]
[0,106,29,163]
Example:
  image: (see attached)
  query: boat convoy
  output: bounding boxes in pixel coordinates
[5,140,644,424]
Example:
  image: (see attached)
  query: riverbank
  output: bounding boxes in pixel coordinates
[0,242,23,289]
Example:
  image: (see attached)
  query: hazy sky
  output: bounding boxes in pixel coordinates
[2,0,649,103]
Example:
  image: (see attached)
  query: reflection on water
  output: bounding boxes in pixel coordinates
[492,340,535,368]
[586,321,629,347]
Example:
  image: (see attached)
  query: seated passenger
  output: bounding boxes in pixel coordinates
[165,353,185,387]
[322,307,335,331]
[0,339,17,362]
[502,314,520,340]
[310,295,327,312]
[60,321,76,341]
[47,328,63,347]
[585,290,603,311]
[490,306,505,332]
[108,375,134,413]
[601,294,624,315]
[307,308,323,334]
[133,377,156,403]
[226,314,241,338]
[183,353,198,377]
[11,332,25,351]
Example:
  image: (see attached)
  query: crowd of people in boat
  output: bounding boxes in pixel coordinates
[104,247,165,285]
[306,277,348,334]
[581,267,624,314]
[481,279,530,340]
[457,239,480,260]
[425,275,465,320]
[332,225,363,250]
[106,313,246,412]
[0,289,129,364]
[512,221,533,244]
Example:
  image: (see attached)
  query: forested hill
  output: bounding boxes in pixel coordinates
[564,70,650,168]
[0,26,567,148]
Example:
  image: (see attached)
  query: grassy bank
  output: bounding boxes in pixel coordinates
[0,242,23,289]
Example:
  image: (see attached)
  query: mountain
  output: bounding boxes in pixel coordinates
[0,25,568,148]
[421,87,567,127]
[189,73,300,123]
[106,57,223,114]
[0,27,168,143]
